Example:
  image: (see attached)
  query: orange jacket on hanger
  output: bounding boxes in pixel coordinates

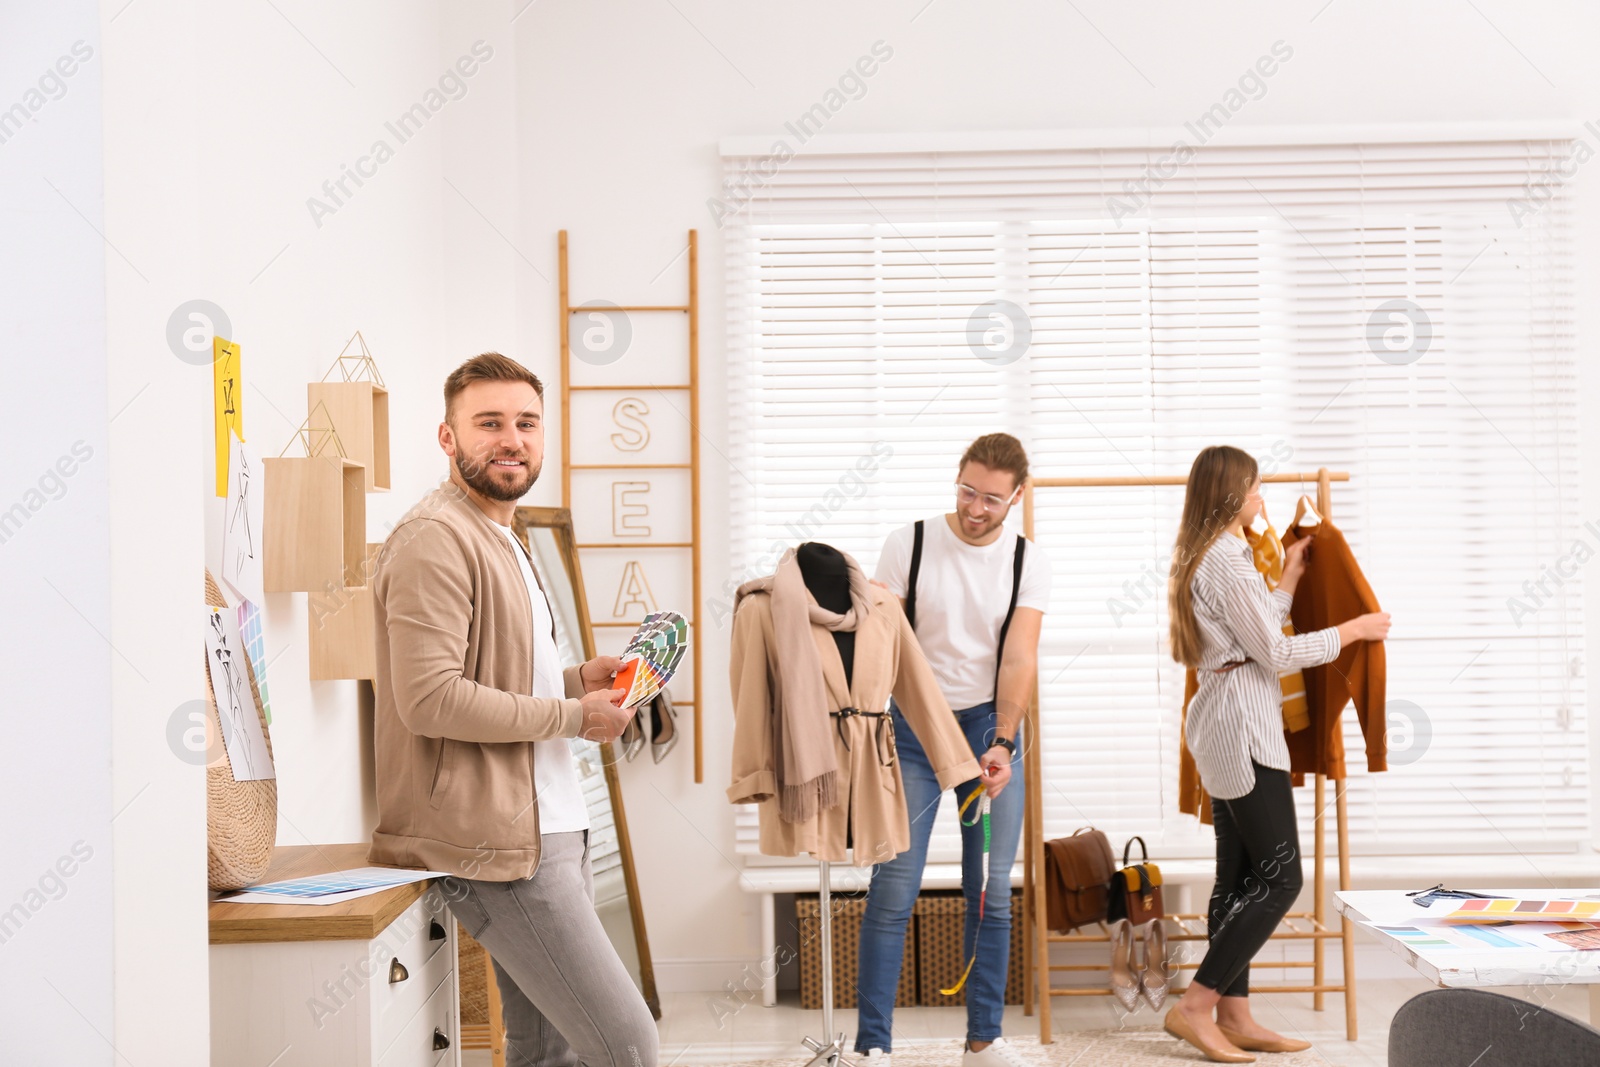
[1280,513,1388,779]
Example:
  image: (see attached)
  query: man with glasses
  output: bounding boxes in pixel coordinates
[854,433,1051,1067]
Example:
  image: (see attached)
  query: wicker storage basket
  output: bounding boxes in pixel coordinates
[204,571,278,891]
[796,894,917,1010]
[914,890,1025,1007]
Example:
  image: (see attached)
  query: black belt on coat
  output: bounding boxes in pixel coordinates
[828,706,897,767]
[1210,658,1254,674]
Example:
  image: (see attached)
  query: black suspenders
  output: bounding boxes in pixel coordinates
[904,518,1027,695]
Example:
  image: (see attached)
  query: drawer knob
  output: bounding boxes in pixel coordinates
[388,957,409,984]
[429,920,447,941]
[433,1027,451,1050]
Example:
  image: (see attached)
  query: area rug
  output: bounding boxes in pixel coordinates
[702,1030,1329,1067]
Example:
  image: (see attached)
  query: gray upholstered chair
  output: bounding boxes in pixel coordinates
[1389,987,1600,1067]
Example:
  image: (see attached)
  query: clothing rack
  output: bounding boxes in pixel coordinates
[1018,468,1360,1042]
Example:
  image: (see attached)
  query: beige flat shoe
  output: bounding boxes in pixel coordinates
[1163,1008,1256,1064]
[1217,1026,1312,1053]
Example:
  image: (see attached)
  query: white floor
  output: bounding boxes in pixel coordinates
[460,976,1596,1066]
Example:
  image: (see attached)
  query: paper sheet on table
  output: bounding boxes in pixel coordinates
[1365,918,1600,955]
[206,602,275,781]
[216,867,449,906]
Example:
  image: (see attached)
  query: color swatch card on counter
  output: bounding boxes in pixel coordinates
[218,867,448,906]
[613,610,688,708]
[1439,898,1600,923]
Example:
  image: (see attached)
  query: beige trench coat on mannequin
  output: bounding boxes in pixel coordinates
[728,585,982,864]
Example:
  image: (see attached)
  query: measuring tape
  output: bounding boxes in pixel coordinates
[940,784,992,997]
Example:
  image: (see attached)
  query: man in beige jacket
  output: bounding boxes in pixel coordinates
[369,352,655,1067]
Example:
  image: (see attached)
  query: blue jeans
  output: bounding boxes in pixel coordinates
[854,701,1025,1052]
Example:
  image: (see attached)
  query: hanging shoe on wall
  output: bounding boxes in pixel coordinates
[650,687,680,764]
[620,703,647,762]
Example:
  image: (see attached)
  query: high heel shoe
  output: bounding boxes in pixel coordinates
[1163,1008,1255,1064]
[1139,919,1169,1010]
[1108,918,1140,1011]
[649,689,680,763]
[1216,1026,1311,1053]
[620,703,647,762]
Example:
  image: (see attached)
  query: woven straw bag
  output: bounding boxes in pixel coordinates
[204,570,278,890]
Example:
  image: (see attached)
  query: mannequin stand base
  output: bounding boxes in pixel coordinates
[801,1033,849,1067]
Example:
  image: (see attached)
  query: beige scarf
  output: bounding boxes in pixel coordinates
[734,549,872,823]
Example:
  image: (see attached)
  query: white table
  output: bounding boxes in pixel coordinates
[1336,888,1600,1023]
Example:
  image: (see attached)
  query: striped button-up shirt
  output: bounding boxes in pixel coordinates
[1186,532,1342,800]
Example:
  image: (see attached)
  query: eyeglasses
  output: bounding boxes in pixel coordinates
[955,482,1018,513]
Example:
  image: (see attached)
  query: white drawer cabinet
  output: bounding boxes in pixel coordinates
[210,846,461,1067]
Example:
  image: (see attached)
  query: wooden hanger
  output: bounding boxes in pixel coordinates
[1291,493,1322,528]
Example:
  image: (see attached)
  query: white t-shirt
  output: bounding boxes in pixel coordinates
[498,523,589,835]
[875,516,1052,709]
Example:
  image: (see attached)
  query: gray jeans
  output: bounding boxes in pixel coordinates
[443,831,657,1067]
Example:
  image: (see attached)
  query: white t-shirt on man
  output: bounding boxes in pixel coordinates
[874,516,1052,709]
[498,523,590,835]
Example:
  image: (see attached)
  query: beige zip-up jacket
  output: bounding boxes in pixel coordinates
[729,584,982,864]
[368,481,586,881]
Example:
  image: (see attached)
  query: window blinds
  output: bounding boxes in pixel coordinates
[721,133,1584,862]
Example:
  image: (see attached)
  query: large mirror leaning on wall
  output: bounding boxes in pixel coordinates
[511,505,660,1019]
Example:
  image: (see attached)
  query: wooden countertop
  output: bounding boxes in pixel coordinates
[208,843,438,945]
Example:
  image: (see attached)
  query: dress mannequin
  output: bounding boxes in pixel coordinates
[728,543,981,1066]
[796,542,854,686]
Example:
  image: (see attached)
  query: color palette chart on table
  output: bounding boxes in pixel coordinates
[1441,899,1600,923]
[612,610,689,709]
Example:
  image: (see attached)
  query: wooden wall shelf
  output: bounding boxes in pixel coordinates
[309,543,381,680]
[308,380,390,492]
[264,455,366,593]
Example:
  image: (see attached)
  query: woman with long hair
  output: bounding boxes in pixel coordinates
[1162,446,1390,1063]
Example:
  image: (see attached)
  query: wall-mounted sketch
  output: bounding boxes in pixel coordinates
[612,481,652,537]
[213,336,242,497]
[205,606,275,782]
[610,397,651,452]
[221,431,265,605]
[612,560,657,619]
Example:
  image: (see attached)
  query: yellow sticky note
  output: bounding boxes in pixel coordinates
[213,336,242,496]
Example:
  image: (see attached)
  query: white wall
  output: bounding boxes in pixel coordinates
[509,0,1600,993]
[0,3,112,1063]
[96,0,519,1061]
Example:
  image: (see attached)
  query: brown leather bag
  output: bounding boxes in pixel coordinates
[1106,835,1165,926]
[1044,827,1116,932]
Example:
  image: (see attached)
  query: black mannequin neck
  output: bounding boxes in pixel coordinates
[795,542,855,687]
[796,542,852,614]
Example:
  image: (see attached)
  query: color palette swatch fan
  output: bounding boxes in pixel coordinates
[613,610,689,708]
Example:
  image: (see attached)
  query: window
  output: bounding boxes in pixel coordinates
[722,133,1584,861]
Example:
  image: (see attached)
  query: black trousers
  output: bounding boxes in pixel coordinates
[1194,761,1303,997]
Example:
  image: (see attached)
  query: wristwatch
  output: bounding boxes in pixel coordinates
[988,736,1016,756]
